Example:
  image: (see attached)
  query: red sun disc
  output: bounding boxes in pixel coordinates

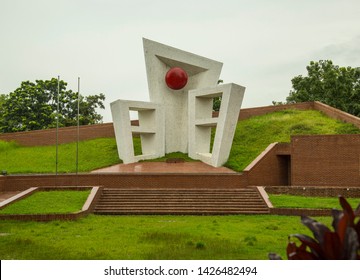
[165,67,188,90]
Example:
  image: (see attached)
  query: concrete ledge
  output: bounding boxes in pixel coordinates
[314,101,360,129]
[0,187,38,209]
[243,143,278,171]
[257,187,273,208]
[81,186,102,213]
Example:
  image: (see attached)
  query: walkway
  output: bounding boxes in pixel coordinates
[92,162,236,174]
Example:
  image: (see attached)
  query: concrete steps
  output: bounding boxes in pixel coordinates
[94,188,270,215]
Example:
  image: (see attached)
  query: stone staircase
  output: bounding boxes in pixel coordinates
[93,187,270,215]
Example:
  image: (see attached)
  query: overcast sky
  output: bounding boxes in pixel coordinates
[1,0,360,122]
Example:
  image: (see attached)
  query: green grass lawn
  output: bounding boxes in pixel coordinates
[0,138,122,174]
[0,109,359,260]
[0,109,359,174]
[269,194,360,209]
[225,109,360,171]
[0,214,333,260]
[0,190,91,214]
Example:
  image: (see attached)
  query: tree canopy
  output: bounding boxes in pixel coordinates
[285,60,360,116]
[0,78,105,133]
[212,79,224,111]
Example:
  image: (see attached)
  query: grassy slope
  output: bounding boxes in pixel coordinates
[225,110,359,171]
[0,190,91,214]
[0,109,359,174]
[0,138,122,174]
[0,214,333,260]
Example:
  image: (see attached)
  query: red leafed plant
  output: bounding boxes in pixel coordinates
[269,196,360,260]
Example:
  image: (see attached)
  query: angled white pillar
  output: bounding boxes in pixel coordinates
[188,83,245,167]
[143,38,223,153]
[110,100,164,164]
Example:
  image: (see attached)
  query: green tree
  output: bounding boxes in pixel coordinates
[213,79,224,111]
[0,78,105,133]
[285,60,360,116]
[0,94,6,129]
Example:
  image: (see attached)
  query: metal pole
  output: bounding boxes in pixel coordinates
[76,77,80,176]
[56,76,60,177]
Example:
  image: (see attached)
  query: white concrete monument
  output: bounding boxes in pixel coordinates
[111,38,245,167]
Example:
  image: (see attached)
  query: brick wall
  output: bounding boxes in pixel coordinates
[242,134,360,188]
[265,186,360,197]
[1,101,359,147]
[291,134,360,186]
[270,208,332,216]
[244,143,290,186]
[0,123,115,146]
[0,102,315,147]
[0,173,249,192]
[238,102,314,120]
[314,101,360,129]
[0,176,5,192]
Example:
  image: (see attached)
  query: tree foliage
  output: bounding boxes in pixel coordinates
[286,60,360,116]
[0,78,105,133]
[0,94,6,125]
[213,79,224,112]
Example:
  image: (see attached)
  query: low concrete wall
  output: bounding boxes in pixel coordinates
[0,187,38,209]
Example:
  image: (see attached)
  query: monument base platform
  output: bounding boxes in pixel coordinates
[91,162,236,174]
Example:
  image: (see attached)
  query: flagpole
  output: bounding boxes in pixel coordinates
[56,76,60,178]
[76,77,80,176]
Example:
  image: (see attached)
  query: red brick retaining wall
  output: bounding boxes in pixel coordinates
[291,134,360,187]
[0,173,249,192]
[264,186,360,197]
[1,101,359,148]
[0,102,318,147]
[313,101,360,129]
[0,176,5,190]
[242,133,360,188]
[244,143,290,186]
[0,123,115,146]
[1,102,359,190]
[238,102,314,120]
[270,208,332,216]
